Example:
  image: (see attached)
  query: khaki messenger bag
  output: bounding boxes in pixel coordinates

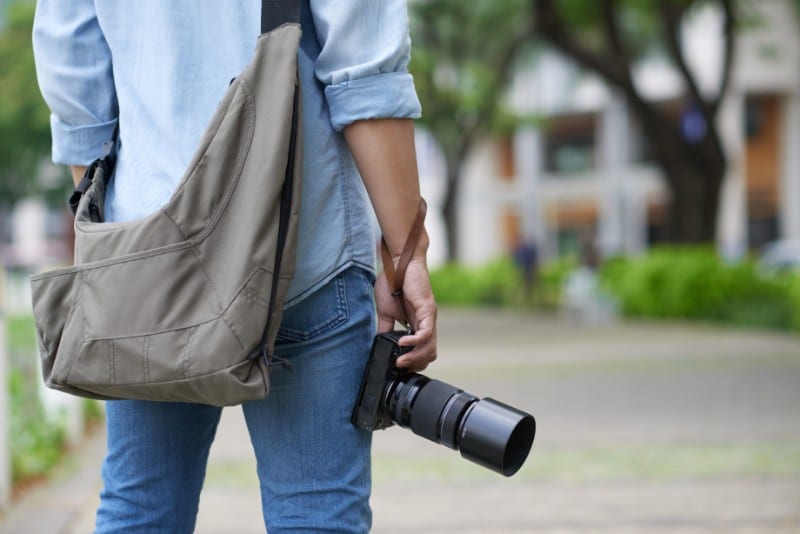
[30,0,302,406]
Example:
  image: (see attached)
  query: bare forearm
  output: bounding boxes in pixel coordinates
[70,165,87,187]
[343,118,427,258]
[344,117,436,368]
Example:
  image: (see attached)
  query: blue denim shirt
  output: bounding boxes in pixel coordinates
[32,0,421,304]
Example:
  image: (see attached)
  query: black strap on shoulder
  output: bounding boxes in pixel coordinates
[246,86,300,369]
[261,0,300,34]
[244,0,302,373]
[68,124,117,217]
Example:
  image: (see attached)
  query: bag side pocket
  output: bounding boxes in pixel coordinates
[31,267,83,388]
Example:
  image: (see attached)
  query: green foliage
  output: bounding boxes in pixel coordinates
[430,256,576,310]
[550,0,664,56]
[82,398,104,426]
[600,247,797,330]
[790,275,800,331]
[430,250,800,332]
[6,313,67,482]
[535,256,577,310]
[8,368,66,482]
[409,0,535,161]
[6,313,36,352]
[0,0,62,206]
[430,258,523,307]
[543,0,752,66]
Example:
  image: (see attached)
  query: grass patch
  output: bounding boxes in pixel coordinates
[201,443,800,488]
[205,461,259,488]
[372,442,800,484]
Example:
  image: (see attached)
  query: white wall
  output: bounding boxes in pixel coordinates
[780,93,800,242]
[459,141,510,266]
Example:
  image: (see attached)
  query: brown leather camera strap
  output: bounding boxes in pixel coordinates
[380,198,427,324]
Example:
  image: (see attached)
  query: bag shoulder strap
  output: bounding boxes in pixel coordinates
[261,0,301,33]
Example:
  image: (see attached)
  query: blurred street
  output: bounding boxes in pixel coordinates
[2,309,800,533]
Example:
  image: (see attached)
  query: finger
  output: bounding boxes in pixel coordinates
[395,354,433,373]
[397,322,432,344]
[395,338,436,371]
[377,312,395,334]
[377,306,407,333]
[397,315,434,346]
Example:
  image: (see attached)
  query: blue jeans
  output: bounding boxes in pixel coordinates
[95,267,375,533]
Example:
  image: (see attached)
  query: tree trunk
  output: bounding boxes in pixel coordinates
[442,163,461,263]
[627,100,727,244]
[663,163,724,243]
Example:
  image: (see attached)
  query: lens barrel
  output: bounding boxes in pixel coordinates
[458,397,536,476]
[386,375,535,477]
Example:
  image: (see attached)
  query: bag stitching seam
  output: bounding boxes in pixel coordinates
[77,267,283,341]
[109,339,116,385]
[143,336,151,383]
[182,327,197,379]
[30,77,257,280]
[190,243,224,314]
[67,358,259,389]
[189,80,256,244]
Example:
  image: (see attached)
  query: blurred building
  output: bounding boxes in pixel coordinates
[418,0,800,266]
[1,196,72,313]
[5,2,799,272]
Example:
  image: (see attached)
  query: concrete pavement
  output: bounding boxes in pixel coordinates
[1,309,799,532]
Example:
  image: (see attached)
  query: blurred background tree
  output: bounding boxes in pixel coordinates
[411,0,800,251]
[0,1,63,209]
[531,0,740,243]
[409,0,534,261]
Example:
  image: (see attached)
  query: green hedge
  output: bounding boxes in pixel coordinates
[791,276,800,331]
[533,256,576,310]
[599,247,798,330]
[429,249,800,332]
[429,258,522,306]
[6,314,67,483]
[429,256,575,309]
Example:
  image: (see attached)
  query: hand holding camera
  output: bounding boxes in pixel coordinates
[374,257,437,372]
[352,331,536,477]
[355,198,536,477]
[374,199,437,373]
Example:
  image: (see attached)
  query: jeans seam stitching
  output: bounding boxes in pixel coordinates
[277,276,350,341]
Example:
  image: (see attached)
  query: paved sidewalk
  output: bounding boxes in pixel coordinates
[0,428,104,533]
[2,310,800,532]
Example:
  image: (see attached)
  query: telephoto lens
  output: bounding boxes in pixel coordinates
[352,332,536,477]
[387,374,535,477]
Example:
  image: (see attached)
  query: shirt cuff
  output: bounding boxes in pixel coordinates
[324,72,422,132]
[50,114,118,165]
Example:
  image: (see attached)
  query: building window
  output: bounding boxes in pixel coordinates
[745,93,780,250]
[543,112,596,174]
[497,136,516,180]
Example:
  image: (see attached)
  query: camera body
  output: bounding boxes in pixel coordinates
[351,331,411,432]
[352,331,536,477]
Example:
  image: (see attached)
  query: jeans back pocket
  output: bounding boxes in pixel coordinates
[276,273,350,343]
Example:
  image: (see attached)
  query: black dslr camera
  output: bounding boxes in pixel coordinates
[352,331,536,477]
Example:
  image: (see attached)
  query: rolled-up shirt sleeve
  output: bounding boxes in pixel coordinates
[310,0,422,131]
[32,0,118,165]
